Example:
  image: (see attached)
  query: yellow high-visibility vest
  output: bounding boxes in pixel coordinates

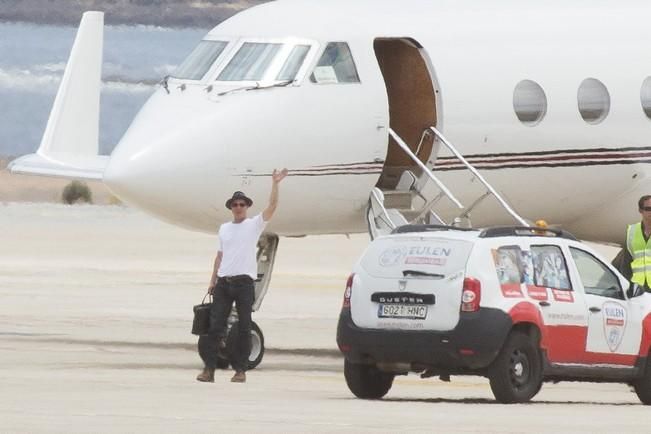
[626,222,651,286]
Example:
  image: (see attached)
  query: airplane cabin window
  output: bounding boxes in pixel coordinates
[577,78,610,124]
[641,77,651,118]
[277,45,311,81]
[172,40,228,80]
[218,42,282,81]
[513,80,547,125]
[310,42,360,84]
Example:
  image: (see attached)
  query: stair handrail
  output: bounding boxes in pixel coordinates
[370,188,397,230]
[427,126,528,226]
[388,128,463,209]
[414,128,434,158]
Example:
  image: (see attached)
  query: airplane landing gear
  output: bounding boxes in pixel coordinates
[216,321,265,370]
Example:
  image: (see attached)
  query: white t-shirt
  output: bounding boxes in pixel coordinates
[218,214,267,279]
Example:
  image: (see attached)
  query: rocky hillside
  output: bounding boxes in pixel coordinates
[0,0,269,28]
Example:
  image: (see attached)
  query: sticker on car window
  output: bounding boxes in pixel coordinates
[379,247,407,267]
[526,286,549,301]
[404,246,451,266]
[379,245,452,268]
[552,289,574,303]
[531,246,571,290]
[492,246,524,298]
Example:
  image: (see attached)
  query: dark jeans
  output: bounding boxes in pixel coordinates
[198,276,254,371]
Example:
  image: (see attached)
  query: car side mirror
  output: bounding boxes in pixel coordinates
[627,283,645,298]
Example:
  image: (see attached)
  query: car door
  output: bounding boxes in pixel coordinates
[528,244,589,364]
[569,247,642,365]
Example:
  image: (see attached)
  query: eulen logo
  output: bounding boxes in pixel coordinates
[379,247,406,267]
[602,301,627,352]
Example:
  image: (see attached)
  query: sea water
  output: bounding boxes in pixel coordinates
[0,22,207,157]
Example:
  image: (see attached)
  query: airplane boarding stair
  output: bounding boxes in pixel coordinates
[367,126,528,239]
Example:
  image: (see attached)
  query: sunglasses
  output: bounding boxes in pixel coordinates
[642,207,651,212]
[231,202,248,208]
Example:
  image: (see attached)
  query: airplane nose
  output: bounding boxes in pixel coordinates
[103,127,221,227]
[102,91,256,233]
[101,87,293,231]
[103,139,165,209]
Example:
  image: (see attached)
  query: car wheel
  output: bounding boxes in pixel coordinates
[488,331,543,403]
[344,359,394,399]
[633,356,651,404]
[226,321,265,370]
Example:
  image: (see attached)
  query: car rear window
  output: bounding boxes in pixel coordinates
[360,236,473,279]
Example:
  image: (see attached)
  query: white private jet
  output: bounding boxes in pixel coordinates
[10,1,651,296]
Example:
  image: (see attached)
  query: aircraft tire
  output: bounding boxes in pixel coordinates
[226,321,265,370]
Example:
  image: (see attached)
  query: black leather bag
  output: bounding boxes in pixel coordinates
[192,294,212,336]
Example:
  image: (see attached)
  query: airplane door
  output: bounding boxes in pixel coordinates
[373,38,438,190]
[569,247,641,364]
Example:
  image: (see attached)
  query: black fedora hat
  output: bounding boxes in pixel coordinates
[225,191,253,209]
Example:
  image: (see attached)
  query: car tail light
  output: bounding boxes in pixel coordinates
[461,277,481,312]
[342,273,354,309]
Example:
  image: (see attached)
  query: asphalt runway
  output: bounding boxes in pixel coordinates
[0,203,647,433]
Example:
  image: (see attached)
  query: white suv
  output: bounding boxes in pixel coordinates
[336,225,651,403]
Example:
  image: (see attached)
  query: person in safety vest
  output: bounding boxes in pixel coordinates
[612,195,651,292]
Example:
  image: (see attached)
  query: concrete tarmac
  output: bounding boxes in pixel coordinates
[0,203,647,433]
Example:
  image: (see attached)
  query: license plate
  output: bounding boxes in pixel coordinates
[378,304,428,319]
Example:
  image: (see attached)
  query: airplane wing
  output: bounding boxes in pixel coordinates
[9,11,108,181]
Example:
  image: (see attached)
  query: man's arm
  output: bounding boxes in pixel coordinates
[208,251,223,293]
[612,247,632,281]
[262,168,288,222]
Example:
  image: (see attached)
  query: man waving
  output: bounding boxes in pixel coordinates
[197,168,289,383]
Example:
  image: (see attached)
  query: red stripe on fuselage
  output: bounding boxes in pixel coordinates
[435,150,651,166]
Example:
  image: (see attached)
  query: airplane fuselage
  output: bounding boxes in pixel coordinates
[100,0,651,244]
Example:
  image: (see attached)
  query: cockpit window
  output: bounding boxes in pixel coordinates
[172,40,228,81]
[276,45,311,81]
[218,42,282,81]
[310,42,360,84]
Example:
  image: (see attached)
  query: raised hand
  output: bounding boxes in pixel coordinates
[263,168,288,221]
[272,168,289,183]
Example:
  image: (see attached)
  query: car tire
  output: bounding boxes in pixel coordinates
[226,321,265,370]
[488,330,543,403]
[633,356,651,404]
[344,359,394,399]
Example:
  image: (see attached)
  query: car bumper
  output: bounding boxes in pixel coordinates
[336,308,512,370]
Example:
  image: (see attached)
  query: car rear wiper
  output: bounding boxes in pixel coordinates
[217,80,293,96]
[402,270,445,279]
